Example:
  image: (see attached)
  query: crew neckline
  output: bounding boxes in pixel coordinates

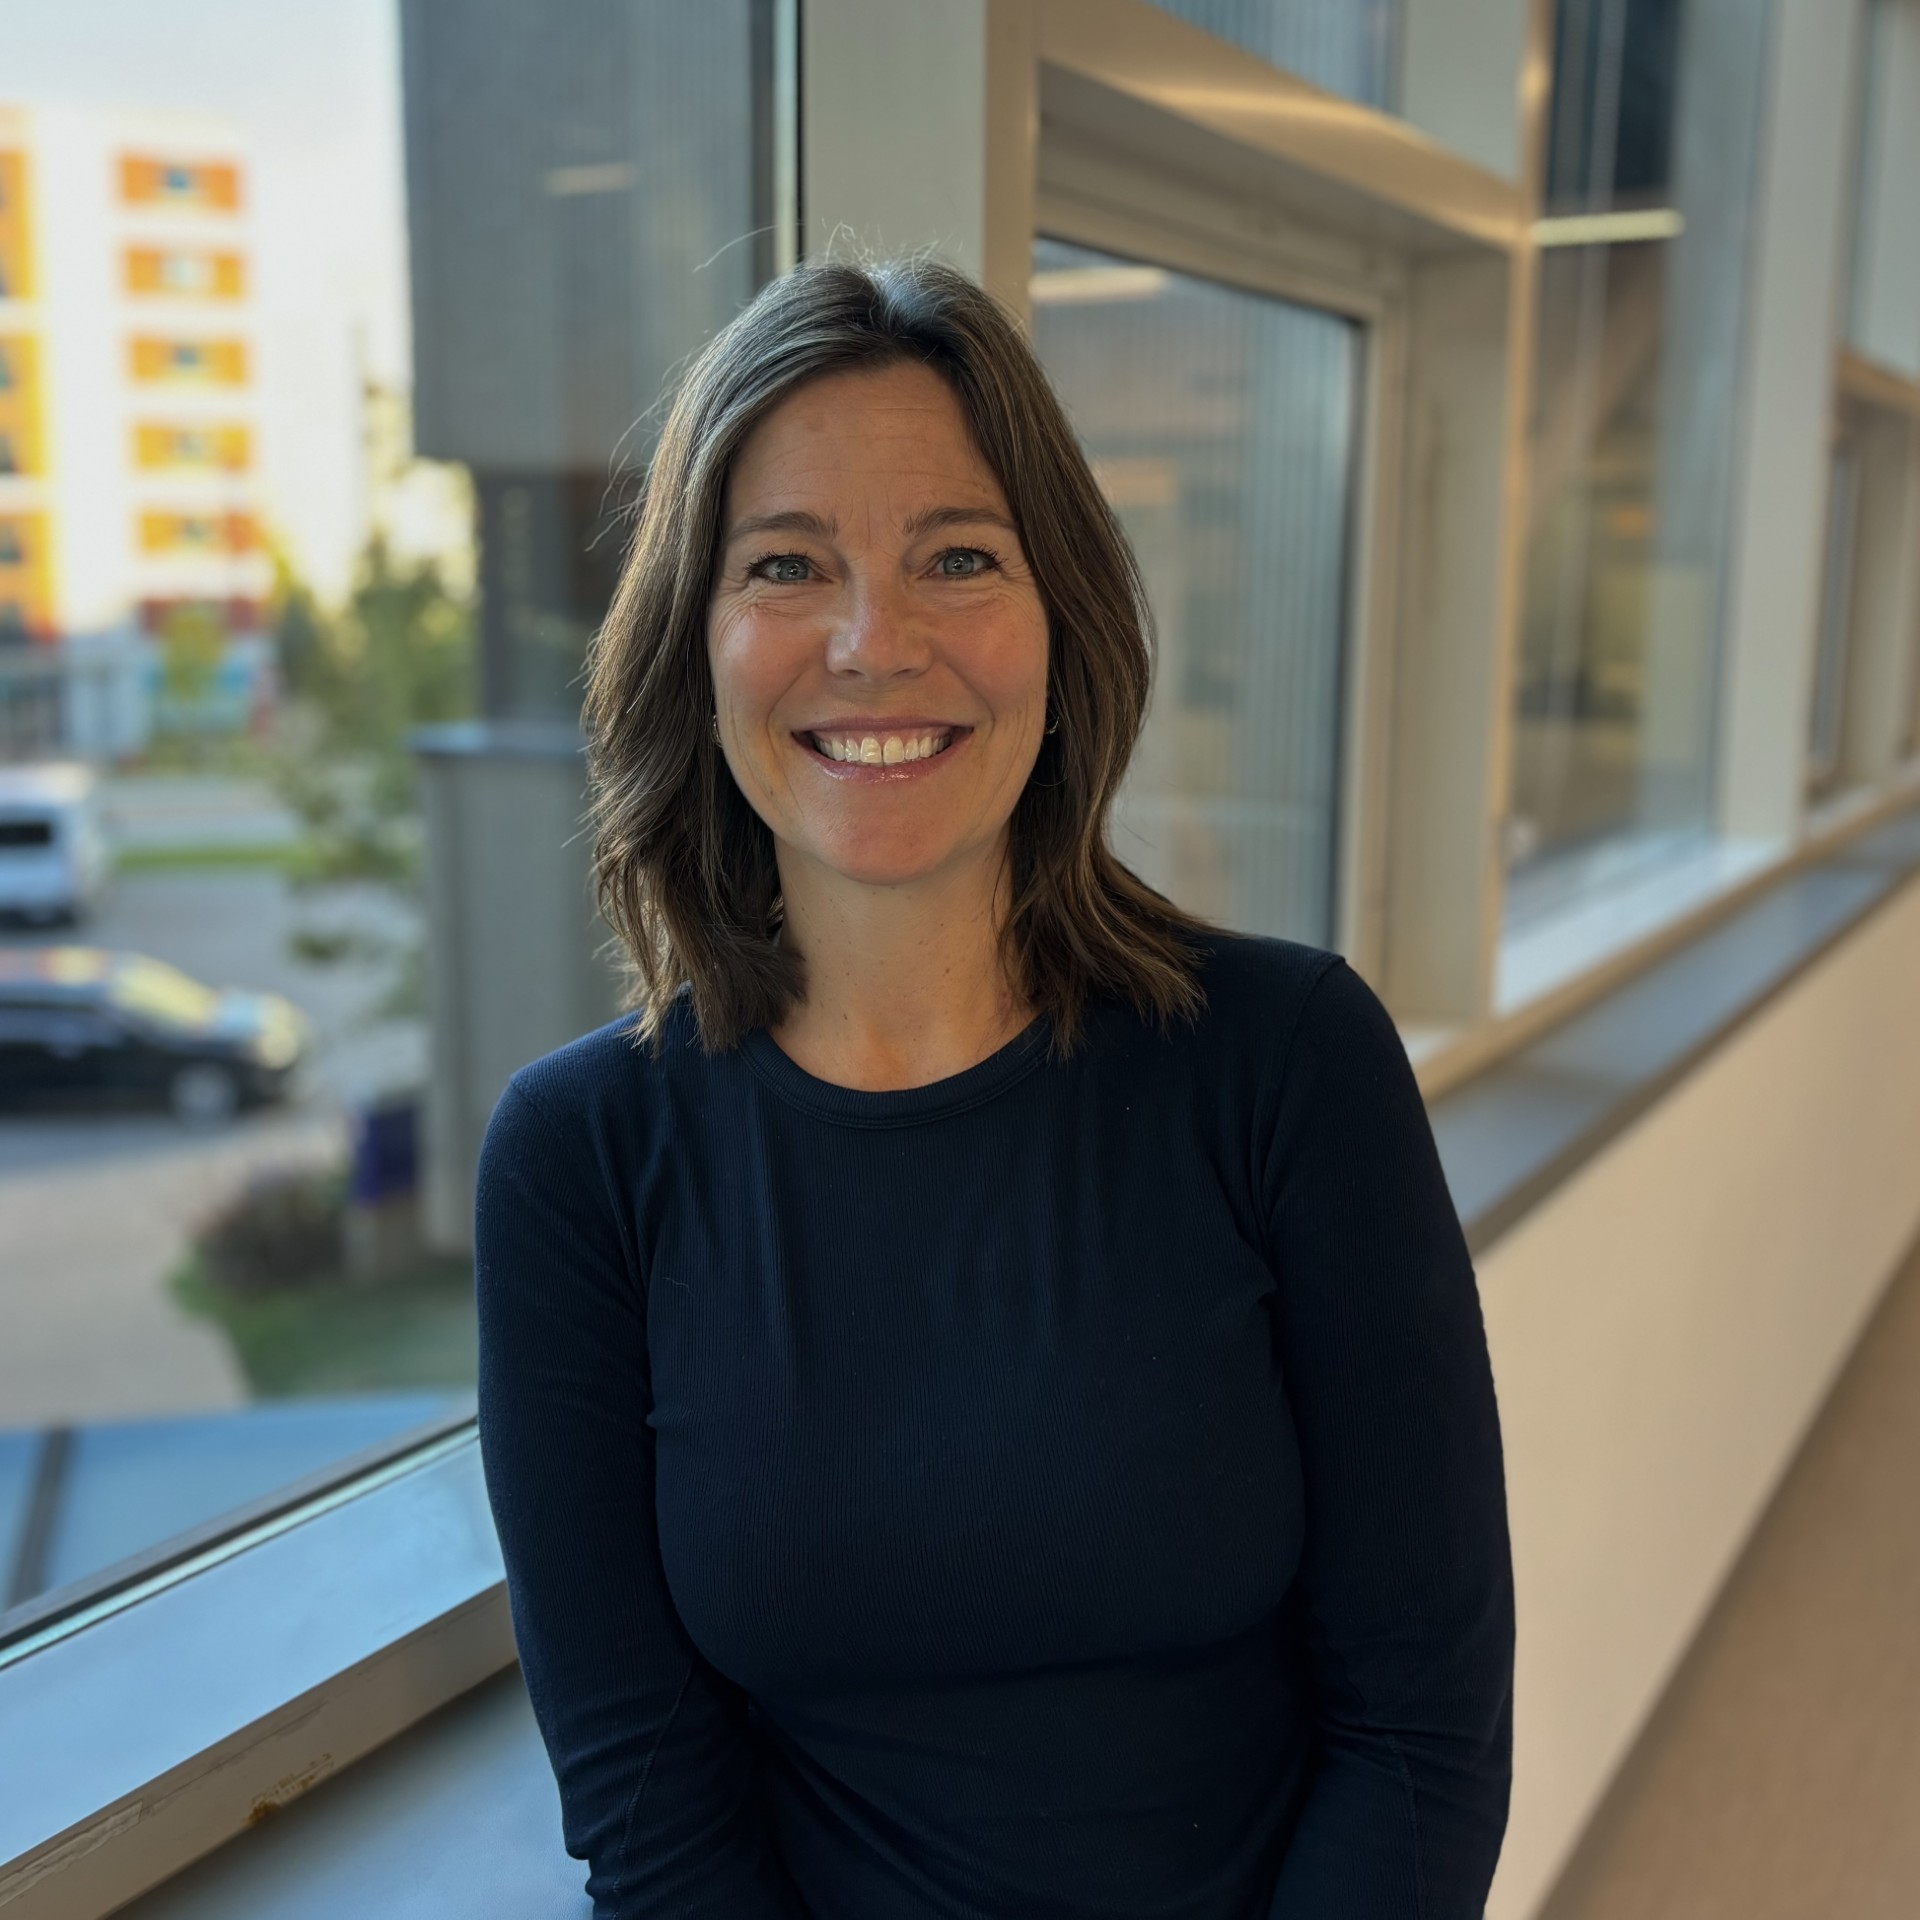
[740,1014,1053,1127]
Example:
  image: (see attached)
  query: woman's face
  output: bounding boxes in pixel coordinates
[707,361,1050,896]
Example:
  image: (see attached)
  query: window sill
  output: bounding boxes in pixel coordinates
[0,1427,511,1920]
[1495,834,1785,1015]
[1429,794,1920,1251]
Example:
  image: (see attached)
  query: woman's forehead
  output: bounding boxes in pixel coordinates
[725,364,1005,518]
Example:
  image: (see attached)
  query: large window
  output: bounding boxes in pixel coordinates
[0,2,776,1636]
[1031,238,1359,949]
[1506,0,1772,909]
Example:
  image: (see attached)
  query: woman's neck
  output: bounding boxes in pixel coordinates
[771,844,1032,1091]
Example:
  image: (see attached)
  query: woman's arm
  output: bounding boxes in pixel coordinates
[1262,961,1514,1919]
[475,1077,804,1919]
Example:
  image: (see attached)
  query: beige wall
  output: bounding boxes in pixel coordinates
[1482,871,1920,1917]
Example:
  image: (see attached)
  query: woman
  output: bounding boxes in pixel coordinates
[475,257,1513,1919]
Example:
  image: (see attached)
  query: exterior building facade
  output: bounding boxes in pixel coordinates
[0,103,271,754]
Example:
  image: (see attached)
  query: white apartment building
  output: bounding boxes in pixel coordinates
[0,103,271,751]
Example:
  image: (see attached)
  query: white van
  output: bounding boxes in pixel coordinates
[0,763,112,925]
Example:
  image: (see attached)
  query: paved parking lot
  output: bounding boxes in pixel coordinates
[0,864,426,1427]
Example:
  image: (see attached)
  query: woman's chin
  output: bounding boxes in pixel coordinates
[800,833,985,894]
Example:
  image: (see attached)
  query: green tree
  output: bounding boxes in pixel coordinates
[158,601,227,715]
[271,536,476,896]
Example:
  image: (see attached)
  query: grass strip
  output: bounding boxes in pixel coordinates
[115,842,305,874]
[170,1254,477,1397]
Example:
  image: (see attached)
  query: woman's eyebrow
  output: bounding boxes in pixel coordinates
[901,504,1019,539]
[723,507,838,547]
[723,503,1018,547]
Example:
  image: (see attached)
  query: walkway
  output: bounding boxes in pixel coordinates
[1541,1224,1920,1919]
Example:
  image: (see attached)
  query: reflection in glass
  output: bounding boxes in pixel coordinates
[1032,239,1358,948]
[401,0,777,723]
[1507,0,1772,904]
[1149,0,1401,108]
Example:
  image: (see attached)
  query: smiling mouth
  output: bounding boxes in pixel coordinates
[803,728,958,767]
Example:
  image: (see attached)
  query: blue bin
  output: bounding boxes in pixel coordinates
[349,1096,420,1208]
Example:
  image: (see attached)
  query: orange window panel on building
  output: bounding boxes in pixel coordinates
[138,510,261,555]
[125,247,246,300]
[129,336,248,385]
[119,155,242,212]
[0,512,54,639]
[133,422,251,472]
[139,595,263,636]
[0,150,32,301]
[0,335,44,474]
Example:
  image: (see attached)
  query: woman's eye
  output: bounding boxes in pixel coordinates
[754,553,812,585]
[934,548,995,578]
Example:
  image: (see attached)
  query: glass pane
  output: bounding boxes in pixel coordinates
[0,4,772,1634]
[1845,0,1898,361]
[1807,440,1861,794]
[1149,0,1401,109]
[1032,238,1359,948]
[1506,0,1772,904]
[404,0,776,722]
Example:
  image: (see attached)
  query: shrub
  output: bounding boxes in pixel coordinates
[194,1164,347,1297]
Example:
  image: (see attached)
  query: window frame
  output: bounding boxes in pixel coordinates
[1018,0,1539,1027]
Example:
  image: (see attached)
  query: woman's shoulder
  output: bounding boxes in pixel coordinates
[485,996,701,1158]
[1189,931,1349,1034]
[1178,933,1406,1089]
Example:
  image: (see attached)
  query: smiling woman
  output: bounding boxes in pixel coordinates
[586,262,1214,1075]
[475,258,1513,1920]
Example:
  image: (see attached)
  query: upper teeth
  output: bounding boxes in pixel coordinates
[813,731,951,765]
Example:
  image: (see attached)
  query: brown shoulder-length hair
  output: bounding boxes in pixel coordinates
[585,255,1206,1054]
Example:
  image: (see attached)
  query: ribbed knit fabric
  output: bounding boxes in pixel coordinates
[475,936,1513,1919]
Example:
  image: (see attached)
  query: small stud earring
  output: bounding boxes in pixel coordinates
[1045,705,1060,736]
[710,710,721,744]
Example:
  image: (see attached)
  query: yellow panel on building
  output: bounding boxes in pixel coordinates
[138,509,261,555]
[119,155,242,212]
[0,510,54,641]
[129,336,249,385]
[125,246,247,300]
[0,333,44,475]
[0,149,33,301]
[133,421,252,472]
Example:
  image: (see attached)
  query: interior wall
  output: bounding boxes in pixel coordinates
[801,0,990,273]
[1480,871,1920,1917]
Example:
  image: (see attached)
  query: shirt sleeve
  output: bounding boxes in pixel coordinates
[474,1077,805,1919]
[1260,960,1514,1919]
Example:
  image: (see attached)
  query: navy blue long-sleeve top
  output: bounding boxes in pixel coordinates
[475,937,1513,1918]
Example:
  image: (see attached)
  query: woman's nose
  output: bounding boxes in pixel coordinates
[825,574,932,682]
